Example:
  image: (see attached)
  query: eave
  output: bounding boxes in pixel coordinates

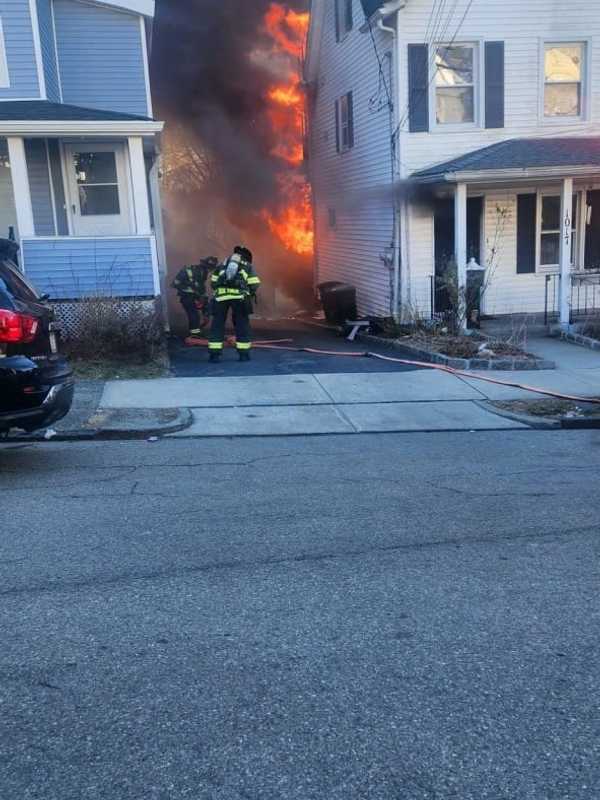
[0,119,164,136]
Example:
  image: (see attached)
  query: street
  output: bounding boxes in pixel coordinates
[1,430,599,799]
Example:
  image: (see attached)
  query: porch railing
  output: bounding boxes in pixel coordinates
[544,271,600,325]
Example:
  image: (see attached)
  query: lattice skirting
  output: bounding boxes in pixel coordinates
[50,298,161,338]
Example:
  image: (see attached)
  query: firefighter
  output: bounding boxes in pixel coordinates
[172,257,219,338]
[208,246,261,362]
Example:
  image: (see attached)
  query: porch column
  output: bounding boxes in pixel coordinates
[559,177,574,330]
[128,136,152,235]
[6,137,34,238]
[454,182,468,330]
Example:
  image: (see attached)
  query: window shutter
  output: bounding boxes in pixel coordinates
[346,91,354,148]
[408,44,429,133]
[345,0,353,31]
[335,99,340,153]
[517,194,537,274]
[485,41,505,129]
[334,0,340,42]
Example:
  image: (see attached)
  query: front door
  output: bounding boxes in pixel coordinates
[433,196,483,314]
[65,143,131,236]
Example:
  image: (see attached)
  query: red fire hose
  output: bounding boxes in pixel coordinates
[185,337,600,405]
[251,342,600,405]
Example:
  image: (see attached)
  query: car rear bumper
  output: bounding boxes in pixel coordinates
[0,356,74,433]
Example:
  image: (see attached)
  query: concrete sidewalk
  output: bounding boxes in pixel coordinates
[19,335,597,440]
[98,354,600,436]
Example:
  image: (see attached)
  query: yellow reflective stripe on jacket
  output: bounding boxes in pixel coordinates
[247,276,261,286]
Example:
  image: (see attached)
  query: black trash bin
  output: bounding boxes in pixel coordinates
[318,281,358,325]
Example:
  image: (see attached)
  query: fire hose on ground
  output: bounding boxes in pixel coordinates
[184,336,600,406]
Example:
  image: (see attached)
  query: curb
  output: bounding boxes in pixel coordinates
[474,401,561,430]
[358,333,556,371]
[11,408,194,443]
[477,401,600,430]
[560,330,600,351]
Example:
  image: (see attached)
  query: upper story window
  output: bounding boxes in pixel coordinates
[335,0,353,42]
[335,91,354,152]
[0,18,10,88]
[435,44,477,125]
[544,42,586,119]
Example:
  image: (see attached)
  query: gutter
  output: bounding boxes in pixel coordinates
[413,164,600,185]
[0,120,164,136]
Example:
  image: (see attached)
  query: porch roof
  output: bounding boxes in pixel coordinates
[411,137,600,184]
[0,101,163,136]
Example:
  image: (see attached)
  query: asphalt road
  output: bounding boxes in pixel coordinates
[1,430,600,799]
[169,319,422,377]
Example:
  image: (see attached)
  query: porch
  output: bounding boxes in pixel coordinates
[0,101,165,305]
[407,137,600,330]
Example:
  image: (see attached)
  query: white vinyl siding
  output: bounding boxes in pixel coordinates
[310,0,395,317]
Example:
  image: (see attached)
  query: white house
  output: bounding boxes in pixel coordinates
[305,0,600,328]
[0,0,165,323]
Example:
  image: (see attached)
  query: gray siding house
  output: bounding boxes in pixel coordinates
[0,0,164,314]
[306,0,600,328]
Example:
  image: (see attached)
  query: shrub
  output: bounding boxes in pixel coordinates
[61,297,165,362]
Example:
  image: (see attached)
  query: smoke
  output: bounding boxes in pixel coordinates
[151,0,312,321]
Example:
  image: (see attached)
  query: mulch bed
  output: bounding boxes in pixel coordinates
[399,333,535,361]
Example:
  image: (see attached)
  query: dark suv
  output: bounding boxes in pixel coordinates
[0,239,74,435]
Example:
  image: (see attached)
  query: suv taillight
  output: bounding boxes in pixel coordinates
[0,309,39,343]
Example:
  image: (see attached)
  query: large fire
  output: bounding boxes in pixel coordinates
[262,3,313,257]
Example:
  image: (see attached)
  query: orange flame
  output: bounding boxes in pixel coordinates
[264,3,310,58]
[263,4,313,257]
[263,181,313,256]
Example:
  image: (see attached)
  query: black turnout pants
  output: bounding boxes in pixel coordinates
[209,300,251,352]
[179,294,202,334]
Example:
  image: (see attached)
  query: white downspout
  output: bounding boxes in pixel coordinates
[377,12,402,321]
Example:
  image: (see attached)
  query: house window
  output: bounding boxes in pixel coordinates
[540,193,578,268]
[328,208,337,229]
[335,92,354,152]
[0,18,10,88]
[435,44,476,125]
[335,0,353,41]
[544,43,586,118]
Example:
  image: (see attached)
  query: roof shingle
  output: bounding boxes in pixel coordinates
[412,137,600,181]
[0,100,153,123]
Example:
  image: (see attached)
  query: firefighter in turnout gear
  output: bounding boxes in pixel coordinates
[209,246,261,362]
[172,257,219,338]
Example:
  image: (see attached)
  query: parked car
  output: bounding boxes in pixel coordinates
[0,240,74,435]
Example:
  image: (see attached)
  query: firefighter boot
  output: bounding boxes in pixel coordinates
[238,350,251,362]
[209,351,221,363]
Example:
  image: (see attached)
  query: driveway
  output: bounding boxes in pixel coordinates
[168,318,422,377]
